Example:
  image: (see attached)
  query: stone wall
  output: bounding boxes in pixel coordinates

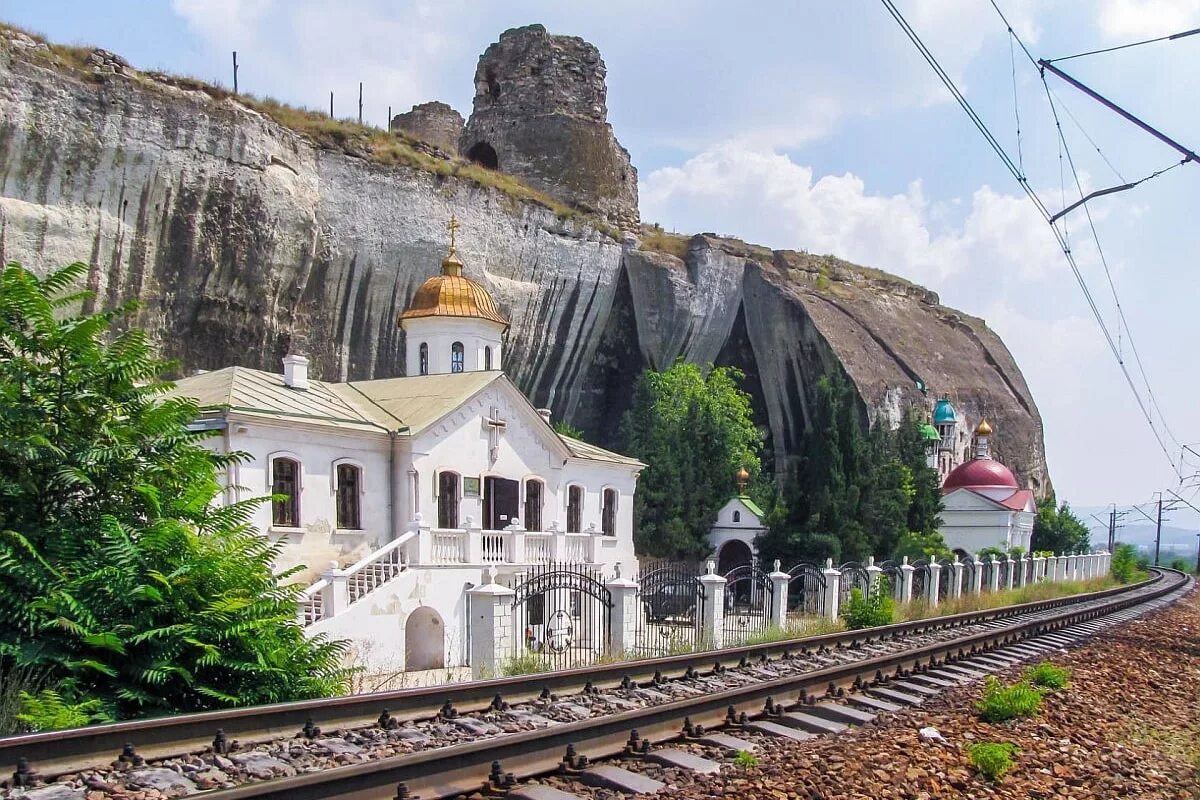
[391,101,463,154]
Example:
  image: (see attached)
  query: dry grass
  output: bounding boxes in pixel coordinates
[896,577,1121,622]
[639,226,692,259]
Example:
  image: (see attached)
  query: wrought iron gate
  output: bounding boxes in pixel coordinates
[723,563,773,645]
[785,562,826,616]
[937,558,954,600]
[510,562,612,670]
[633,561,705,656]
[960,556,978,593]
[838,561,871,606]
[878,560,903,601]
[910,560,930,602]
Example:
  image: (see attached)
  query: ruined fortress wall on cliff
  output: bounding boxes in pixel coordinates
[0,23,1050,496]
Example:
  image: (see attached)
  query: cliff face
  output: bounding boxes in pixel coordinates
[0,32,1050,496]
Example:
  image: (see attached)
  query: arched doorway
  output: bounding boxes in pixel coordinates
[717,539,753,576]
[466,141,499,169]
[404,607,445,671]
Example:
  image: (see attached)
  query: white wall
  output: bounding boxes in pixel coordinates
[939,490,1035,555]
[401,316,505,376]
[707,498,765,559]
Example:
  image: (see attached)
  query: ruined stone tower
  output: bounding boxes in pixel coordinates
[391,101,464,154]
[459,25,639,227]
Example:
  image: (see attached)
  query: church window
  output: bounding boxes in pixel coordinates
[271,457,300,527]
[602,488,617,536]
[419,343,429,375]
[451,342,464,373]
[336,463,362,530]
[567,485,583,533]
[733,510,741,523]
[437,471,460,529]
[484,346,493,370]
[524,479,544,532]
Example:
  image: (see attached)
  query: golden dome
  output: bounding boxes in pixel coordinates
[975,418,993,436]
[398,218,509,328]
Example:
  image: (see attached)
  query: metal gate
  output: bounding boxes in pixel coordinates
[996,557,1011,589]
[1024,556,1036,584]
[723,563,773,644]
[785,562,825,616]
[960,556,978,593]
[937,558,954,600]
[911,560,930,602]
[878,560,903,601]
[511,562,612,670]
[839,561,871,606]
[980,556,995,590]
[633,561,705,656]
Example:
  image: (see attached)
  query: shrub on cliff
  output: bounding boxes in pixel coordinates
[0,261,351,730]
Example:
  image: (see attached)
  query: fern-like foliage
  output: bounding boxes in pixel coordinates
[0,262,352,731]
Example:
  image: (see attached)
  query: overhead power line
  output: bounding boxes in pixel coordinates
[879,0,1186,481]
[1047,26,1200,64]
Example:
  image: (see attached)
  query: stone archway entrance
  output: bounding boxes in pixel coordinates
[717,539,753,576]
[405,606,445,671]
[466,141,499,169]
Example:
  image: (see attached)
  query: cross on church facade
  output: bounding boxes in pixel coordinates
[485,405,506,463]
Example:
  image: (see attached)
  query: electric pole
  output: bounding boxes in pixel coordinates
[358,82,363,125]
[1155,493,1163,566]
[232,51,239,94]
[330,91,334,119]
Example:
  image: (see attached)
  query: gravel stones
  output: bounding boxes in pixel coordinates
[125,768,195,797]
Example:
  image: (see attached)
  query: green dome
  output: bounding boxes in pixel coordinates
[920,423,941,441]
[933,398,957,424]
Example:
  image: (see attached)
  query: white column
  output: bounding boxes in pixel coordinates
[319,561,349,617]
[699,562,726,649]
[605,565,639,657]
[988,557,1001,593]
[900,556,915,604]
[951,557,964,599]
[866,556,883,593]
[927,561,942,607]
[1033,555,1045,583]
[768,560,790,630]
[1005,557,1016,591]
[466,517,483,564]
[1014,556,1027,588]
[971,560,983,594]
[822,559,842,620]
[415,514,433,564]
[468,569,516,679]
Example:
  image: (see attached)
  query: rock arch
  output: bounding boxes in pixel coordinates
[404,606,445,671]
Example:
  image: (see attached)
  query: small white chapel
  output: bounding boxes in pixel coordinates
[173,218,644,673]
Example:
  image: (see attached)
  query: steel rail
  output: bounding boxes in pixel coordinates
[194,568,1191,800]
[0,571,1168,778]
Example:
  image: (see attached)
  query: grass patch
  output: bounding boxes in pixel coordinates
[639,226,692,259]
[976,676,1043,723]
[896,576,1120,622]
[1025,661,1070,691]
[498,651,551,677]
[968,741,1019,782]
[743,618,847,646]
[732,749,759,767]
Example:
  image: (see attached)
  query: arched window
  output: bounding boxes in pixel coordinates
[335,463,362,530]
[567,485,583,533]
[732,510,741,523]
[451,342,464,373]
[271,457,300,527]
[602,488,617,536]
[484,346,493,371]
[524,479,543,532]
[418,342,429,376]
[437,471,460,529]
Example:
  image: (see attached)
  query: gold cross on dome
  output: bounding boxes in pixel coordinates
[447,214,459,252]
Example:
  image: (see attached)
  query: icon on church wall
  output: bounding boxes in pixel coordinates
[463,477,481,497]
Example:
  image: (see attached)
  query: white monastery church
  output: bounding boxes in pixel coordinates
[173,220,644,673]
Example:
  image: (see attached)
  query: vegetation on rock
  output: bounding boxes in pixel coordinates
[976,676,1043,723]
[0,262,351,731]
[1025,661,1071,691]
[968,741,1019,782]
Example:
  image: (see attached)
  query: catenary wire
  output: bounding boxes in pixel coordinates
[1048,26,1200,63]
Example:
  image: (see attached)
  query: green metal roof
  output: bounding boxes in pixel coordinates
[737,495,766,518]
[920,423,941,441]
[933,397,958,424]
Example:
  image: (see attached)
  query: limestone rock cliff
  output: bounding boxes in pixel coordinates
[0,28,1050,495]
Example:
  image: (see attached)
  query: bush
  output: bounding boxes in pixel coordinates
[968,741,1019,782]
[842,578,894,630]
[1110,544,1139,583]
[1025,661,1071,691]
[1169,557,1189,572]
[16,690,108,732]
[500,651,551,677]
[976,676,1043,722]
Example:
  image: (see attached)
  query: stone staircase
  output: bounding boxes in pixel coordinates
[298,531,415,627]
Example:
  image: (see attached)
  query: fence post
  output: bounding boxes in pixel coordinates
[467,567,515,679]
[604,563,638,657]
[866,556,883,593]
[1005,557,1016,591]
[988,557,1001,593]
[319,561,348,617]
[951,556,964,599]
[926,560,941,606]
[900,556,915,603]
[699,561,726,649]
[1032,555,1044,583]
[822,558,841,620]
[768,560,790,629]
[1057,553,1068,582]
[414,513,433,564]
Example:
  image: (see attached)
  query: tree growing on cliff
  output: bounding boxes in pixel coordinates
[0,262,351,730]
[621,362,762,558]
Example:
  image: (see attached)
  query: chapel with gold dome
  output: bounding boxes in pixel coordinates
[399,216,509,376]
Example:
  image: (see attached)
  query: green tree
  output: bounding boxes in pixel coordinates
[1030,497,1091,554]
[621,361,761,558]
[0,262,351,728]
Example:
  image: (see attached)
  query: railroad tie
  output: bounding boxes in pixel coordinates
[580,764,667,794]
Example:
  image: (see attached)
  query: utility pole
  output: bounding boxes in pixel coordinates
[1195,532,1200,575]
[1108,507,1116,552]
[358,82,363,125]
[1155,493,1163,566]
[232,51,239,94]
[330,91,334,119]
[387,105,392,132]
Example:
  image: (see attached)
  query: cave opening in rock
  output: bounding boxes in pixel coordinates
[467,141,499,169]
[485,68,501,100]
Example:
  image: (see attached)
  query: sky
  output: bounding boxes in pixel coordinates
[4,0,1199,511]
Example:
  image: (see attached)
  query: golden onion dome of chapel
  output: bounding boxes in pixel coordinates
[398,216,509,328]
[975,418,993,437]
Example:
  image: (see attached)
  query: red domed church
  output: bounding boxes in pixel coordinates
[937,419,1036,556]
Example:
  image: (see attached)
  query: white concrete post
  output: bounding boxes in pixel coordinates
[971,560,983,595]
[988,557,1001,593]
[951,557,965,599]
[699,561,726,649]
[466,517,483,564]
[900,556,915,604]
[1033,555,1045,583]
[927,561,942,607]
[1102,551,1111,575]
[319,561,349,617]
[1005,557,1016,591]
[822,558,841,620]
[769,560,790,630]
[1069,553,1079,582]
[468,568,516,679]
[1015,556,1027,588]
[604,564,639,657]
[866,556,883,593]
[507,520,526,564]
[414,514,433,564]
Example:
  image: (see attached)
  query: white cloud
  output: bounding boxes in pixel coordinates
[1097,0,1200,39]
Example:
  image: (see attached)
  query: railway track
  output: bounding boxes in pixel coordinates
[2,569,1190,800]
